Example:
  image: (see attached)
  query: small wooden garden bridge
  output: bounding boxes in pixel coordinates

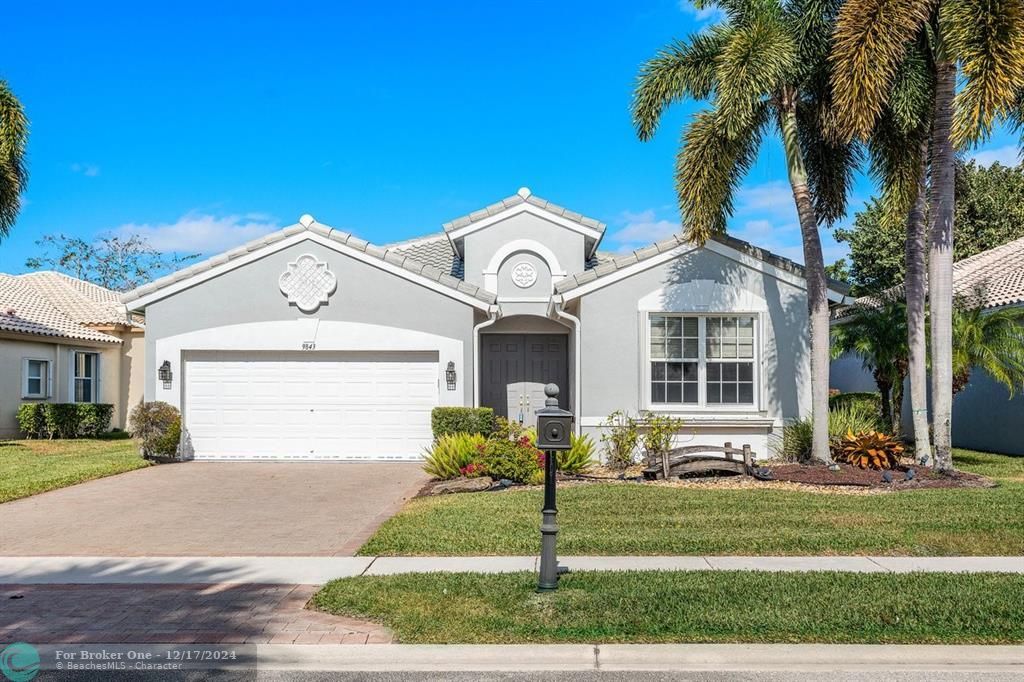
[642,442,758,480]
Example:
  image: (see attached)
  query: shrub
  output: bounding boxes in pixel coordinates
[640,412,685,466]
[833,430,905,470]
[783,402,885,462]
[42,403,82,439]
[481,436,545,485]
[77,403,114,437]
[600,411,639,469]
[422,432,487,479]
[16,403,46,438]
[829,392,882,415]
[129,401,182,460]
[431,407,495,439]
[557,433,596,473]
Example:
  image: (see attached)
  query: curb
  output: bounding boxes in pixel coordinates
[254,643,1024,672]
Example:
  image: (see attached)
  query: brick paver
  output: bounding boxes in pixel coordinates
[0,462,428,556]
[0,584,392,645]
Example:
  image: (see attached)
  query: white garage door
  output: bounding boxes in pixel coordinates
[184,351,438,460]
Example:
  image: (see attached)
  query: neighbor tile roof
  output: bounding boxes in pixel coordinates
[556,232,852,295]
[122,220,497,307]
[0,271,137,343]
[442,187,606,233]
[850,234,1024,312]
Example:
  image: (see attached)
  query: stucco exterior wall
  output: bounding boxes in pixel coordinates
[116,329,146,430]
[575,247,811,459]
[0,334,130,437]
[140,238,478,408]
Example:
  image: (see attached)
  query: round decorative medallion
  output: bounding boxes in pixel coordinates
[510,261,538,289]
[279,253,337,313]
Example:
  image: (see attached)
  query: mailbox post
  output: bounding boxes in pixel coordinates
[534,383,574,591]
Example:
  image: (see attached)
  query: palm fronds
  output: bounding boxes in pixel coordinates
[0,81,29,239]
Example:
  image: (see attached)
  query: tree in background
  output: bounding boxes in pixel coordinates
[0,80,29,239]
[25,233,199,292]
[631,0,859,464]
[951,302,1024,397]
[834,161,1024,296]
[831,297,909,434]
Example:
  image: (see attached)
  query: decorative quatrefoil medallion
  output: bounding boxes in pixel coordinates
[279,254,337,313]
[510,261,538,288]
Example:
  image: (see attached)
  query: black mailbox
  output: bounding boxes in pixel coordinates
[535,384,573,450]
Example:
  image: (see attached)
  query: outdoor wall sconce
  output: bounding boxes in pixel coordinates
[158,361,173,389]
[445,361,457,391]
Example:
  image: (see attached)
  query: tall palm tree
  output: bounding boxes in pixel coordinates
[951,303,1024,396]
[0,80,29,238]
[831,297,909,433]
[829,0,1024,472]
[631,0,858,463]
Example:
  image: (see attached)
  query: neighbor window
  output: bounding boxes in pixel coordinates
[648,314,757,407]
[73,352,98,403]
[22,359,49,399]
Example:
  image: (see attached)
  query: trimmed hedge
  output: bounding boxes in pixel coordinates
[829,392,882,414]
[128,401,181,460]
[16,403,115,439]
[431,407,495,439]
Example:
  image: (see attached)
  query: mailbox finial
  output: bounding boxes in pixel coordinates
[544,383,559,407]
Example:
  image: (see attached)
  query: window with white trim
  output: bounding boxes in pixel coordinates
[73,352,99,403]
[22,359,49,399]
[648,314,757,407]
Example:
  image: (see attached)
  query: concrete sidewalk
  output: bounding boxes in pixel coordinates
[255,643,1024,673]
[0,555,1021,584]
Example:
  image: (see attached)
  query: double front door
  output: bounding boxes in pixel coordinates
[480,334,568,428]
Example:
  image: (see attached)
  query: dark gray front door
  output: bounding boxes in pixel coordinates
[480,334,568,427]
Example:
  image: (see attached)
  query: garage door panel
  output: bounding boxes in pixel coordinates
[184,352,438,460]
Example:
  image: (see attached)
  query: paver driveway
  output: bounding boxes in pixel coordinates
[0,462,427,556]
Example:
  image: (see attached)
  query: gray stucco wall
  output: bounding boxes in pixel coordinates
[461,212,586,289]
[830,351,1024,456]
[141,238,478,404]
[577,247,811,423]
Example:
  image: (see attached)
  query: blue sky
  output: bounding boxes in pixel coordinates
[0,1,1018,274]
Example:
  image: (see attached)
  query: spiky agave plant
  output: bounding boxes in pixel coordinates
[833,430,906,469]
[631,0,861,464]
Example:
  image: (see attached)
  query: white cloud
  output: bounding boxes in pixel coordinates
[71,162,100,177]
[112,212,280,254]
[606,209,680,251]
[679,0,725,25]
[734,180,797,219]
[972,145,1020,167]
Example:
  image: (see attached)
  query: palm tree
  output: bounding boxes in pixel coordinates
[952,303,1024,397]
[0,80,29,238]
[829,0,1024,472]
[831,297,909,434]
[631,0,858,463]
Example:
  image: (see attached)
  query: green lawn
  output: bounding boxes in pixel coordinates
[360,449,1024,556]
[311,570,1024,644]
[0,438,149,503]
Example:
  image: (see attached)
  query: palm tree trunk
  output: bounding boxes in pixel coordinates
[906,140,932,464]
[929,59,956,473]
[892,371,906,437]
[779,93,833,465]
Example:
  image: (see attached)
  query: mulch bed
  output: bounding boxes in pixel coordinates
[766,462,995,490]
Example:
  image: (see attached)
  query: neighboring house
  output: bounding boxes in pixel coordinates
[123,188,849,461]
[831,235,1024,455]
[0,271,145,437]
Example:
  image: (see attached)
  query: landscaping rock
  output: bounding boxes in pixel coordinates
[429,477,493,495]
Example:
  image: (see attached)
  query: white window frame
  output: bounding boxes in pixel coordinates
[642,311,762,413]
[22,358,51,399]
[70,350,100,404]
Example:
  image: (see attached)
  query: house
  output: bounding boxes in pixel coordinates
[0,271,145,437]
[831,234,1024,455]
[122,188,850,461]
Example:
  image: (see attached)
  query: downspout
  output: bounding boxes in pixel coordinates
[550,296,582,435]
[472,305,501,407]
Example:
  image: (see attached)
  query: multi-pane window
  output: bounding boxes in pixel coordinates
[74,352,98,403]
[23,359,49,398]
[649,314,756,407]
[649,315,699,404]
